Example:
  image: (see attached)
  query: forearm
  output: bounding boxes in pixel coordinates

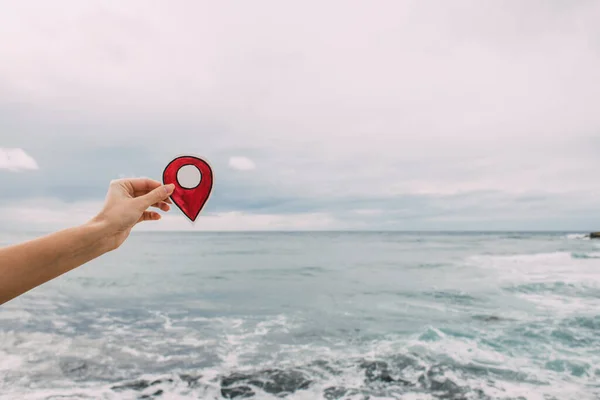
[0,220,115,305]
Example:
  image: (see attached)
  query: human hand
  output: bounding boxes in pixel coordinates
[91,178,175,250]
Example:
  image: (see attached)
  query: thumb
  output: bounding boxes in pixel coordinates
[137,184,175,209]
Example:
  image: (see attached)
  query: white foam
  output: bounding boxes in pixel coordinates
[404,329,599,400]
[468,251,600,283]
[1,323,598,400]
[566,233,589,240]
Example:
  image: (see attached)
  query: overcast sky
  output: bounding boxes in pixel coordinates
[1,0,600,231]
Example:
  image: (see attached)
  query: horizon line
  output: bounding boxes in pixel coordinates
[130,229,590,233]
[3,229,593,235]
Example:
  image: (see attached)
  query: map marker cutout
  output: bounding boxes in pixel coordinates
[162,155,213,222]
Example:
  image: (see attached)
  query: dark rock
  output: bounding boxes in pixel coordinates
[112,378,175,393]
[179,373,202,387]
[221,386,255,398]
[589,232,600,239]
[221,368,312,396]
[150,378,173,386]
[140,389,164,398]
[249,369,312,395]
[360,360,410,384]
[361,360,390,382]
[430,377,461,394]
[221,372,252,387]
[112,380,151,391]
[323,386,347,399]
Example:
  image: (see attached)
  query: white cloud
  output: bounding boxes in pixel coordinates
[0,199,101,231]
[2,189,600,233]
[0,199,338,232]
[0,148,39,171]
[149,211,335,231]
[1,2,600,229]
[228,156,256,171]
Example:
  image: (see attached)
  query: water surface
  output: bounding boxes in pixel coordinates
[1,232,599,399]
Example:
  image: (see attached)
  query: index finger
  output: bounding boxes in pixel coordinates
[124,178,164,193]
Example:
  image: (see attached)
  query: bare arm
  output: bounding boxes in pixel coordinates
[0,178,175,305]
[0,221,115,304]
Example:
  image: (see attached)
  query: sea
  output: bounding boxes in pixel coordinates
[1,231,599,399]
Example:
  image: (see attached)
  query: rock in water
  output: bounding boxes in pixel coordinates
[590,232,600,239]
[220,368,312,397]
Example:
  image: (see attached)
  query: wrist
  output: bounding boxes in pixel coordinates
[86,215,120,253]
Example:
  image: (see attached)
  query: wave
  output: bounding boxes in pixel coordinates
[470,250,600,266]
[566,233,590,240]
[468,251,573,266]
[506,281,600,298]
[2,321,599,400]
[571,252,600,259]
[3,351,593,400]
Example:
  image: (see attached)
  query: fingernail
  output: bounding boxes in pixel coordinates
[163,184,175,194]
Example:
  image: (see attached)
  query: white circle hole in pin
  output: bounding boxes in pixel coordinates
[177,164,202,189]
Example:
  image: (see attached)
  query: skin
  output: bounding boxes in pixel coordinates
[0,178,175,305]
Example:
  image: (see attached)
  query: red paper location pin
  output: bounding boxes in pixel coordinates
[162,155,213,222]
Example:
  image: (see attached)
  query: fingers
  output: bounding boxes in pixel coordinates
[113,178,172,204]
[151,201,171,212]
[137,211,161,224]
[134,191,172,204]
[126,178,164,193]
[136,183,175,210]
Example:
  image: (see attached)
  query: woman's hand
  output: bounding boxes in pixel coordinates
[0,177,175,304]
[92,178,175,250]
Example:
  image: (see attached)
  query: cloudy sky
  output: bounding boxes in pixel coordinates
[1,0,600,231]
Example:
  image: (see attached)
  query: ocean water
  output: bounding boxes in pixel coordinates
[1,231,599,399]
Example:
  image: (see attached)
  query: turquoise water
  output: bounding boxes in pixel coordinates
[1,232,599,399]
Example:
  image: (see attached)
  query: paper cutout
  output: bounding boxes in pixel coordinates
[162,155,213,222]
